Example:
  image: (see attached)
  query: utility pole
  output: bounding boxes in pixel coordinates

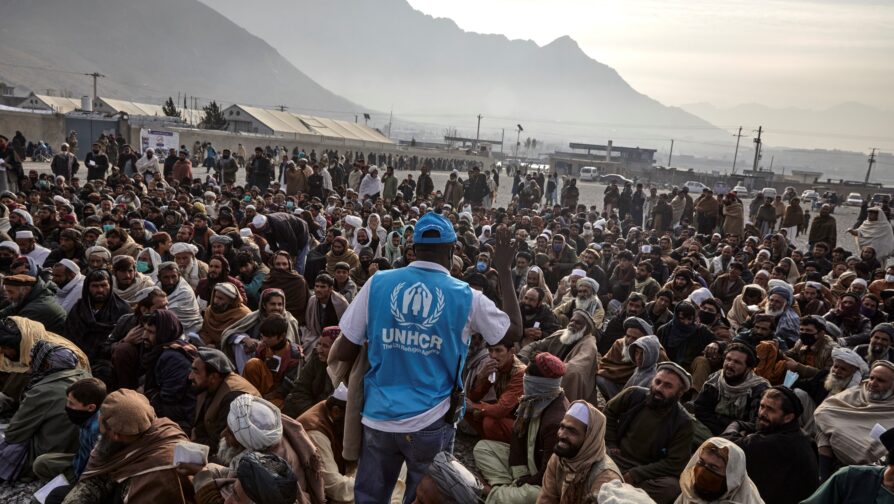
[865,148,878,184]
[387,108,393,139]
[731,126,746,174]
[85,72,105,100]
[515,124,524,160]
[667,139,674,166]
[500,128,505,154]
[475,114,483,149]
[752,126,763,171]
[277,105,287,112]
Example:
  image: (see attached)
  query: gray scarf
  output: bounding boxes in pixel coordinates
[514,375,563,436]
[708,370,768,419]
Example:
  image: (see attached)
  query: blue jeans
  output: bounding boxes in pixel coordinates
[295,242,309,275]
[354,418,456,504]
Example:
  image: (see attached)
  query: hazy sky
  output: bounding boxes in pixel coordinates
[406,0,894,111]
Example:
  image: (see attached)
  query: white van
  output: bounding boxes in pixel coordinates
[579,166,597,182]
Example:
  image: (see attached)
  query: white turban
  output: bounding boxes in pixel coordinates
[344,215,362,228]
[58,259,81,275]
[171,242,198,256]
[687,287,714,307]
[767,279,794,295]
[831,347,869,388]
[252,214,268,228]
[577,277,599,295]
[227,395,283,451]
[0,241,20,254]
[12,208,32,226]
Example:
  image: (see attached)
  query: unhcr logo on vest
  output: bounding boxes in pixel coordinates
[382,282,446,355]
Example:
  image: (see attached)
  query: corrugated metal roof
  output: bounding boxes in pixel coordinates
[228,104,392,144]
[233,106,317,136]
[20,94,81,113]
[98,98,167,117]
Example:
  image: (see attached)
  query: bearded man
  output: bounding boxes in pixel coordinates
[537,401,622,503]
[221,288,301,374]
[694,343,769,435]
[856,323,894,366]
[604,362,694,504]
[64,270,132,380]
[156,262,203,334]
[195,255,248,311]
[519,310,600,404]
[189,347,259,456]
[52,259,85,312]
[200,282,251,346]
[815,360,894,477]
[553,277,605,330]
[723,386,819,504]
[111,255,155,303]
[598,316,668,399]
[260,251,309,324]
[662,267,699,303]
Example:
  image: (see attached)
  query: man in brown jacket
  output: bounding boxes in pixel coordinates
[190,347,259,456]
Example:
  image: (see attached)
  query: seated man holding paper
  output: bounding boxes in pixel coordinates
[220,288,301,374]
[242,314,302,409]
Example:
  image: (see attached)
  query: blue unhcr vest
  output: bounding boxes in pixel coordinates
[363,265,473,421]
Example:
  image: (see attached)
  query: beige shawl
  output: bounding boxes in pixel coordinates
[814,382,894,465]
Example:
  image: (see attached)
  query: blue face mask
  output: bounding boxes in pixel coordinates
[103,224,115,232]
[476,261,488,273]
[287,201,294,209]
[136,260,150,273]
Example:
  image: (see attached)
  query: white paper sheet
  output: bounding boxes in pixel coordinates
[34,474,68,504]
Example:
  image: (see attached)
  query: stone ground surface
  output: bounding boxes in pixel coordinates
[1,161,863,500]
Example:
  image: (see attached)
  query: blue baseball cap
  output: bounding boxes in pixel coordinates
[413,212,457,244]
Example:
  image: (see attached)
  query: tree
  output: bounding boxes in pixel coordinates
[199,101,228,130]
[163,97,181,118]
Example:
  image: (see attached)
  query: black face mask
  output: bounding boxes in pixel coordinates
[66,406,94,427]
[698,312,717,324]
[0,257,12,270]
[360,259,372,269]
[269,338,288,352]
[799,332,817,346]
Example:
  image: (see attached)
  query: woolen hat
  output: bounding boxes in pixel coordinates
[657,361,692,391]
[533,352,566,379]
[100,389,156,436]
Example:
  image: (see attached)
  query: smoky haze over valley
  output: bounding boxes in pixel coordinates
[1,0,891,179]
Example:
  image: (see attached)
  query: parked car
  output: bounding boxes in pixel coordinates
[870,193,892,205]
[801,190,819,200]
[683,181,709,193]
[760,187,777,199]
[599,173,633,185]
[732,184,748,195]
[846,192,864,207]
[579,166,598,182]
